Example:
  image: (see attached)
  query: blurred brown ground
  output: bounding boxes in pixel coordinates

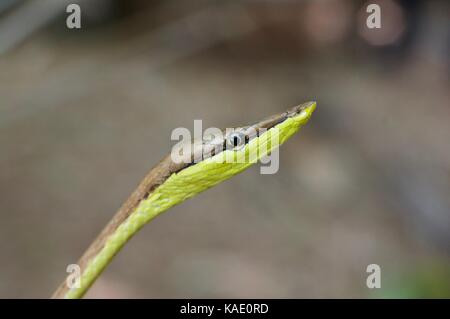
[0,0,449,298]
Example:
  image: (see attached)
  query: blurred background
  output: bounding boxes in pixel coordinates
[0,0,449,298]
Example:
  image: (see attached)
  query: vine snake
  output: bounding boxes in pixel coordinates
[52,101,316,298]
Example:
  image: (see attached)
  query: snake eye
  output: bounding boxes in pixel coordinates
[227,132,246,149]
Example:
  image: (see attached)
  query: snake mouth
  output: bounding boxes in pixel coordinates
[254,101,316,131]
[288,101,317,117]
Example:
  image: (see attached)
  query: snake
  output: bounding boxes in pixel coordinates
[51,101,316,298]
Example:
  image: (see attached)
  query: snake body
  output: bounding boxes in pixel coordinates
[52,101,316,298]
